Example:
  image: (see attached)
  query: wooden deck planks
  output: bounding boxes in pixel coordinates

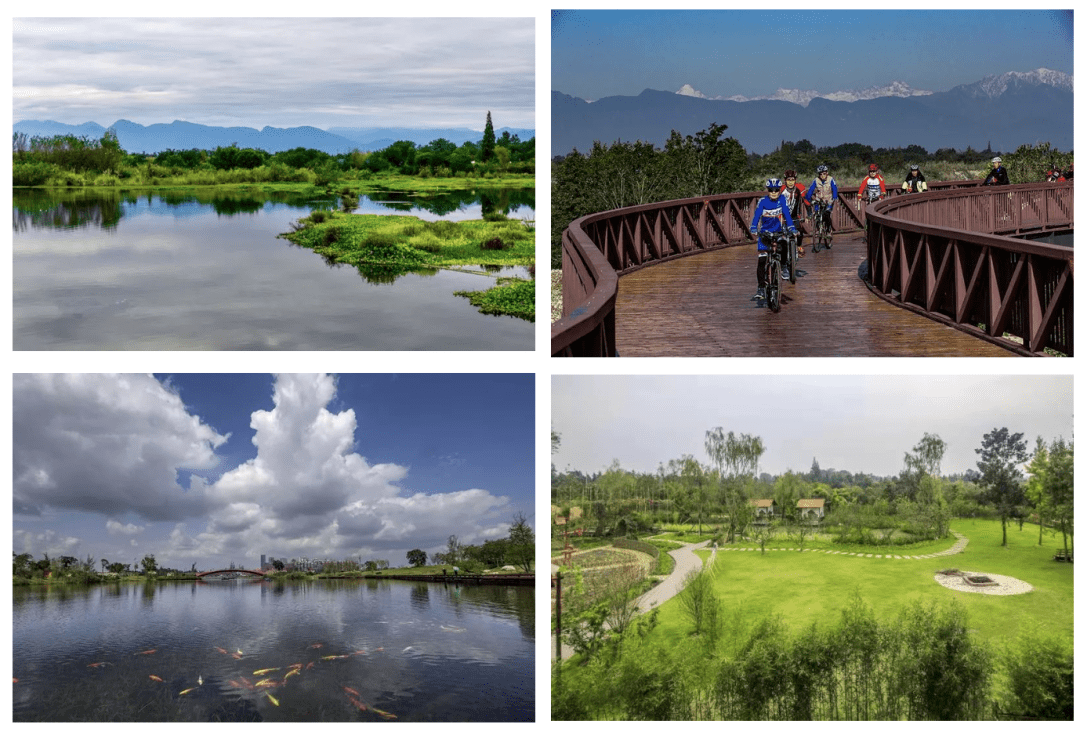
[614,234,1017,357]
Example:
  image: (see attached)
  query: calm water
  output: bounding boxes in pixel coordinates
[13,188,535,350]
[13,579,535,722]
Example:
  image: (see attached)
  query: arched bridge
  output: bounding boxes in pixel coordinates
[196,569,268,579]
[553,180,1072,356]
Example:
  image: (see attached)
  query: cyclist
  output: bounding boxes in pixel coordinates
[804,164,838,238]
[780,169,807,256]
[982,156,1010,186]
[1046,165,1065,182]
[858,163,887,206]
[749,177,798,300]
[901,163,928,193]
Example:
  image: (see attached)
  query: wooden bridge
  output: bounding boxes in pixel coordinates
[553,180,1072,357]
[195,568,268,579]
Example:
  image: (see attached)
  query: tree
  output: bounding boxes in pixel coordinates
[140,554,158,574]
[100,558,109,573]
[13,553,32,577]
[664,123,751,198]
[445,535,462,565]
[1027,437,1051,545]
[480,112,496,162]
[705,427,765,543]
[508,512,535,572]
[272,559,285,571]
[974,427,1029,546]
[551,429,561,455]
[1043,437,1074,560]
[406,549,427,567]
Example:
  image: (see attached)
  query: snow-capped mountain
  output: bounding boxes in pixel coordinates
[677,81,933,107]
[964,68,1073,98]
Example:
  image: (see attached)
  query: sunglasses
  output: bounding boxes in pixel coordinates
[766,187,782,193]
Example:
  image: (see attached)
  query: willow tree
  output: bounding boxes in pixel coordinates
[705,427,765,544]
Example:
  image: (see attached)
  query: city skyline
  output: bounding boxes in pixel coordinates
[13,374,535,570]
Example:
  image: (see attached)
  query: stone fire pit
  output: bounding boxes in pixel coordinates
[934,570,1033,595]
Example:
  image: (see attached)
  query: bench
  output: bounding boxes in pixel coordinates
[1053,548,1073,562]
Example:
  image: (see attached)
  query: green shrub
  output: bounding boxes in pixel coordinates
[997,636,1073,720]
[409,231,443,253]
[309,210,329,224]
[483,212,509,222]
[425,220,459,238]
[13,161,59,186]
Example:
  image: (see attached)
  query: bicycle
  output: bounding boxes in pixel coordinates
[810,205,833,253]
[758,230,787,313]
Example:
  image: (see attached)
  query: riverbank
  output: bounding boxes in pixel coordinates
[13,173,535,192]
[280,211,535,320]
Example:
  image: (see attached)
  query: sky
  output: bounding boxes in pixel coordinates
[12,373,535,570]
[552,375,1073,480]
[551,9,1073,100]
[12,17,535,130]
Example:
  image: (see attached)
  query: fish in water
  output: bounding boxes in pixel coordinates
[149,675,164,683]
[198,675,204,686]
[13,678,19,684]
[305,662,315,670]
[351,650,367,656]
[265,692,280,707]
[343,686,361,697]
[374,647,384,652]
[228,680,243,690]
[284,669,299,681]
[321,654,348,660]
[231,652,243,660]
[371,706,397,720]
[179,687,197,696]
[307,643,323,649]
[137,649,158,655]
[252,667,280,676]
[288,663,303,669]
[214,647,228,655]
[440,625,466,633]
[86,662,109,668]
[347,695,367,711]
[239,676,254,690]
[255,678,275,687]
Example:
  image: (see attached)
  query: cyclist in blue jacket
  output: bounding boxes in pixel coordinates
[749,177,798,300]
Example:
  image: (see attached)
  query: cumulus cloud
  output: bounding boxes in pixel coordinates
[13,374,228,520]
[14,529,82,557]
[106,520,144,536]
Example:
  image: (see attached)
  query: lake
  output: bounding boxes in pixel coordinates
[12,187,535,350]
[13,578,535,722]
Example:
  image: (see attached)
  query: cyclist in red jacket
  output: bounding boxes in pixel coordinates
[858,163,886,207]
[780,169,807,256]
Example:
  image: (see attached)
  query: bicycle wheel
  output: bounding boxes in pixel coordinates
[788,238,798,284]
[767,258,781,312]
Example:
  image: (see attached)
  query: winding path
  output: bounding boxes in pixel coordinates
[551,539,711,660]
[716,531,968,559]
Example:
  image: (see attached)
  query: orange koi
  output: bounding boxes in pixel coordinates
[371,706,397,720]
[343,686,361,697]
[149,675,164,682]
[321,654,348,660]
[137,649,157,655]
[284,669,299,681]
[265,692,280,707]
[179,687,197,696]
[214,647,228,655]
[228,679,243,689]
[255,677,274,687]
[239,676,254,690]
[305,661,315,670]
[351,650,367,656]
[231,652,243,660]
[252,667,280,676]
[307,643,323,649]
[347,695,367,711]
[288,662,303,669]
[87,662,109,668]
[13,678,19,684]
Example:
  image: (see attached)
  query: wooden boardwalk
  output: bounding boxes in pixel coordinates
[614,234,1017,357]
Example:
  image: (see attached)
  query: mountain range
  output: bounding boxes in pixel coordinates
[554,69,1072,155]
[12,119,536,155]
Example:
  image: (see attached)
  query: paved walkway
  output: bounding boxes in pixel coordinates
[551,540,711,660]
[715,531,968,559]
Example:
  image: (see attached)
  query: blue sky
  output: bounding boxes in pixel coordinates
[552,375,1073,480]
[552,9,1073,99]
[13,17,535,130]
[13,374,535,570]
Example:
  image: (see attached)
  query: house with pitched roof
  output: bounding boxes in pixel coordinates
[797,498,826,521]
[750,498,775,518]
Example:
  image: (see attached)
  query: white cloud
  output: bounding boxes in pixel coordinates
[13,374,228,520]
[106,520,144,536]
[13,529,82,557]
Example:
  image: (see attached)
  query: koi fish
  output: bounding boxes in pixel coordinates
[321,654,348,660]
[255,678,275,687]
[228,679,243,689]
[288,663,303,669]
[343,686,361,697]
[179,687,197,696]
[13,678,19,683]
[265,692,280,707]
[87,662,109,668]
[137,649,158,655]
[149,675,164,682]
[284,669,299,681]
[374,647,384,652]
[371,706,397,720]
[307,643,323,649]
[214,647,228,655]
[239,676,254,690]
[252,668,280,676]
[231,652,243,660]
[305,662,315,670]
[347,695,367,711]
[351,650,367,656]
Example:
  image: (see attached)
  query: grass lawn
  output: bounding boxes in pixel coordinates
[650,518,1072,655]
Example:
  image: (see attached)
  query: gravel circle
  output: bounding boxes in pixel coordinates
[933,571,1034,595]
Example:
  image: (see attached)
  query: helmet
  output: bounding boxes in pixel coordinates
[910,163,920,170]
[765,178,782,191]
[992,157,1002,164]
[868,163,879,173]
[784,169,797,180]
[816,164,829,174]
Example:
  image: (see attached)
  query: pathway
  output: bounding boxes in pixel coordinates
[715,531,968,560]
[551,540,711,661]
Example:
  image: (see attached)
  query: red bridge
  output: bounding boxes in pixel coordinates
[196,569,268,579]
[553,180,1072,357]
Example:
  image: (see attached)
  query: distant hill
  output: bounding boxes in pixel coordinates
[553,69,1072,156]
[13,119,536,155]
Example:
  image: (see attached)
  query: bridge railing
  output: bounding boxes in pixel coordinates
[865,182,1073,356]
[553,179,982,356]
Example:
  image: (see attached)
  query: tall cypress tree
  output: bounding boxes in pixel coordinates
[481,111,496,162]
